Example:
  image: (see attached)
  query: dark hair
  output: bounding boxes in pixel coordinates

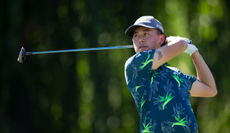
[156,29,167,47]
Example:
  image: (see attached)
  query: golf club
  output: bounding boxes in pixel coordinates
[17,45,134,63]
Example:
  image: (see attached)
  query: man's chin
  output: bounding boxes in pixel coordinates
[137,48,150,53]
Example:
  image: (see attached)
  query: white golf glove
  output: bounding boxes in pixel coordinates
[183,43,198,56]
[183,38,192,44]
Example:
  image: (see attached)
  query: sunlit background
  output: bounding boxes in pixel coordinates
[1,0,230,132]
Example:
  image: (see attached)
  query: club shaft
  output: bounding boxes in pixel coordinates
[26,45,134,55]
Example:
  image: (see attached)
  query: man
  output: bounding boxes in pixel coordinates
[124,16,217,133]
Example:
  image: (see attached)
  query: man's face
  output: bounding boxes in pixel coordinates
[132,27,164,53]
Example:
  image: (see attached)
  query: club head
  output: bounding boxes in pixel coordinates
[17,47,26,63]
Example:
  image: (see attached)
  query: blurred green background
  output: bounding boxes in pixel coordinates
[1,0,230,132]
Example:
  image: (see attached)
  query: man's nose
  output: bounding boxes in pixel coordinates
[138,38,145,43]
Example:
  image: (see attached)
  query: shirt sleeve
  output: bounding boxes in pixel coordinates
[183,74,197,94]
[125,50,155,86]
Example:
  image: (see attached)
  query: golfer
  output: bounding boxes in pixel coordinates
[124,16,217,133]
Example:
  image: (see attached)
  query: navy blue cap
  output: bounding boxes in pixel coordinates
[125,16,164,37]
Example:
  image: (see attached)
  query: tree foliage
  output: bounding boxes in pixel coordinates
[1,0,230,133]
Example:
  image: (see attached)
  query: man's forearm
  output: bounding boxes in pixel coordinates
[191,51,217,92]
[152,38,187,69]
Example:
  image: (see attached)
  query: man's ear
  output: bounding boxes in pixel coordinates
[159,34,165,44]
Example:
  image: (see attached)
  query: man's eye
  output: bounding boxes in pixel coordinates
[134,34,138,38]
[144,33,149,36]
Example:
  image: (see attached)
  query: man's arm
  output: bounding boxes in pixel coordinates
[190,51,217,97]
[152,36,188,69]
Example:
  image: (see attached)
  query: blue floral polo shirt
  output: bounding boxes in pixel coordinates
[125,49,198,133]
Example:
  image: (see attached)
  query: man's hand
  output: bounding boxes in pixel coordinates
[166,36,192,45]
[166,36,183,44]
[183,44,198,56]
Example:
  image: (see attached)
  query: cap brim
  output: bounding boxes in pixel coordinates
[125,25,142,37]
[125,24,157,37]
